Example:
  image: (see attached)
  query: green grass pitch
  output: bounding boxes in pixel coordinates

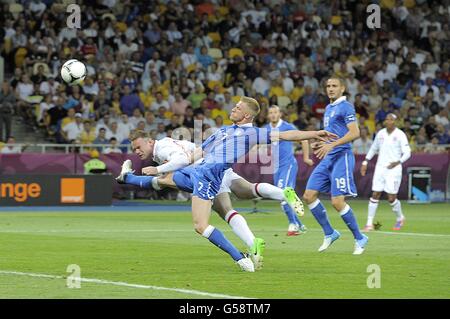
[0,200,449,299]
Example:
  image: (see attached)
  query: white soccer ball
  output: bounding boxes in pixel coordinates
[60,59,87,86]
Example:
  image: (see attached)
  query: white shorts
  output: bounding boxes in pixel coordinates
[217,168,242,195]
[372,165,403,194]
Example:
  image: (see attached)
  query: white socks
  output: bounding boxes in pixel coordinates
[367,198,404,224]
[367,198,379,226]
[201,225,215,238]
[225,210,255,248]
[152,177,161,190]
[252,183,284,201]
[390,199,404,221]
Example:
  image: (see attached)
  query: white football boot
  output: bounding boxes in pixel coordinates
[116,159,134,184]
[237,256,255,272]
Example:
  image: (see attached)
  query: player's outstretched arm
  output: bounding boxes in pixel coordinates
[272,130,337,142]
[142,152,191,176]
[315,122,360,159]
[301,140,314,166]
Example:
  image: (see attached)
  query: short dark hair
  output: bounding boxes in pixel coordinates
[129,130,150,142]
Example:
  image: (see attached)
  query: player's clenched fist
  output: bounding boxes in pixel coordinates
[142,166,158,175]
[315,130,338,142]
[360,162,368,176]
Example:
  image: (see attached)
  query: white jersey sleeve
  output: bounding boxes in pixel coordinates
[398,130,411,164]
[153,138,195,174]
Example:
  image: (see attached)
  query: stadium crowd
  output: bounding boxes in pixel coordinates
[0,0,449,155]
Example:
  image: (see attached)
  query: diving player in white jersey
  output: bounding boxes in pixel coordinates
[116,131,304,270]
[360,113,411,231]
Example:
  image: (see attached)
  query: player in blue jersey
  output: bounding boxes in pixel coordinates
[125,97,336,271]
[184,96,336,270]
[265,105,313,236]
[277,78,369,255]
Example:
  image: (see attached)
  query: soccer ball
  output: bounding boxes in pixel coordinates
[60,59,87,86]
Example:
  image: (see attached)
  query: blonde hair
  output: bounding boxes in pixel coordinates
[240,96,260,116]
[327,76,346,88]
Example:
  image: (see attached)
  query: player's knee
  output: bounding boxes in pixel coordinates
[302,191,317,204]
[193,222,209,235]
[387,196,397,203]
[372,192,381,200]
[331,197,346,211]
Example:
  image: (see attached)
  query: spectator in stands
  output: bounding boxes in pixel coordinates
[150,91,170,112]
[0,82,16,142]
[45,97,67,142]
[144,112,157,132]
[435,125,450,145]
[106,121,125,143]
[353,127,373,155]
[61,113,84,143]
[128,108,145,128]
[187,84,207,109]
[0,136,27,154]
[120,85,144,116]
[0,0,447,164]
[80,120,96,145]
[103,137,122,154]
[155,123,167,140]
[166,114,181,132]
[170,92,190,116]
[93,127,108,152]
[375,98,393,124]
[424,136,447,154]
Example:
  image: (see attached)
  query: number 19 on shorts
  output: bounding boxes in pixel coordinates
[335,178,346,192]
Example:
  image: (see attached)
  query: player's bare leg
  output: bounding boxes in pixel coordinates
[230,178,305,217]
[364,191,382,232]
[213,192,265,270]
[331,195,368,255]
[192,196,254,272]
[387,193,405,230]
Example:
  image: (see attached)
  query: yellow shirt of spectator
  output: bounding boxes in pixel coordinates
[290,87,305,102]
[139,91,154,109]
[211,109,232,125]
[61,117,74,129]
[80,128,97,144]
[269,86,286,98]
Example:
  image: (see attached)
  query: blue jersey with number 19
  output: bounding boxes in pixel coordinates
[306,96,358,197]
[323,96,356,155]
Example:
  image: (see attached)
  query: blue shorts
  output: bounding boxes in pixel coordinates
[274,160,298,189]
[190,162,228,200]
[173,166,195,193]
[306,149,357,197]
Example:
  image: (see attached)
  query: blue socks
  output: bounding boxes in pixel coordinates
[281,202,303,226]
[203,226,243,261]
[124,173,154,189]
[340,205,364,240]
[308,199,334,236]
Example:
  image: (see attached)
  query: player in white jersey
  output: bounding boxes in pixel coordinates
[360,113,411,231]
[116,131,305,270]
